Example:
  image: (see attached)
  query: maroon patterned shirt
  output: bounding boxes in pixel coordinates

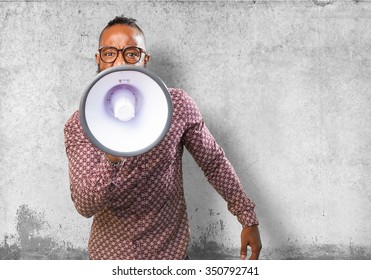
[64,88,258,259]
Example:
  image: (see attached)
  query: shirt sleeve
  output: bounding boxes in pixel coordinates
[64,111,122,218]
[180,92,259,227]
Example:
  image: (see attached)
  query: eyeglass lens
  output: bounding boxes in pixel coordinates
[100,47,142,64]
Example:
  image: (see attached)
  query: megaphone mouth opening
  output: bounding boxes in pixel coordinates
[80,65,173,157]
[104,84,142,122]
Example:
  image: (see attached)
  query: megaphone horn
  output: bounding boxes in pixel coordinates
[79,65,173,157]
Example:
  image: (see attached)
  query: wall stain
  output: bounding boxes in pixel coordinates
[189,240,237,260]
[189,221,371,260]
[0,204,88,260]
[0,235,21,260]
[190,241,371,260]
[264,244,371,260]
[208,209,221,217]
[189,220,237,259]
[3,205,371,259]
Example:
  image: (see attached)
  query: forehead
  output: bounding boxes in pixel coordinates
[99,24,145,48]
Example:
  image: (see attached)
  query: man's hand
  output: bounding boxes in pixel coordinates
[240,225,262,260]
[105,153,123,163]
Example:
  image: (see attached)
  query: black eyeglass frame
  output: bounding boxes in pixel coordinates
[98,46,147,64]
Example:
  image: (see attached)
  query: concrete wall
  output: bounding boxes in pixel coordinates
[1,0,371,259]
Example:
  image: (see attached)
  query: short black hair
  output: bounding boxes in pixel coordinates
[99,15,145,45]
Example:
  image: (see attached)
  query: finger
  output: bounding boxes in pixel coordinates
[249,250,259,260]
[248,245,261,260]
[240,244,248,260]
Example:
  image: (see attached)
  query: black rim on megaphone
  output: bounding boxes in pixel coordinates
[79,65,173,157]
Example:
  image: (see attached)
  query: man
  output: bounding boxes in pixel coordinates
[64,16,262,260]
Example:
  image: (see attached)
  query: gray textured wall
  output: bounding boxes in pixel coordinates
[1,0,371,260]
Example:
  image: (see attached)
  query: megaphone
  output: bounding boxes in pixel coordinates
[79,65,173,157]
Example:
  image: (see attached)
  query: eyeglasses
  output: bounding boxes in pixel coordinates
[98,46,147,64]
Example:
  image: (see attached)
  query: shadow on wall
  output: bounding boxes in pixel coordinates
[0,204,87,260]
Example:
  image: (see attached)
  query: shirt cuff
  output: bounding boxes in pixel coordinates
[96,154,122,191]
[237,210,259,228]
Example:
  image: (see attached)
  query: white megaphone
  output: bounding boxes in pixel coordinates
[79,65,173,157]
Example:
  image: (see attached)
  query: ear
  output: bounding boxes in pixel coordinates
[144,53,151,66]
[95,52,100,65]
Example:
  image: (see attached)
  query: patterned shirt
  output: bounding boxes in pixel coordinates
[64,88,258,260]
